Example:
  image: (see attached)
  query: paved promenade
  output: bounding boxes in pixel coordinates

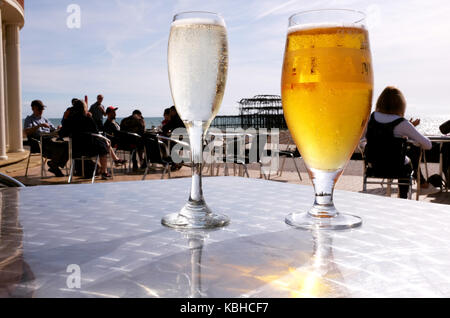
[1,150,448,205]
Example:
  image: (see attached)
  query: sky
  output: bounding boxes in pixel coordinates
[21,0,450,119]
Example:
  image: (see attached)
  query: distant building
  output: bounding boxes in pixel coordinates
[212,95,287,129]
[0,0,25,160]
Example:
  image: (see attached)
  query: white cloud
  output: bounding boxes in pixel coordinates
[21,0,450,119]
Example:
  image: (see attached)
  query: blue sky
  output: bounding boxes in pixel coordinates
[21,0,450,118]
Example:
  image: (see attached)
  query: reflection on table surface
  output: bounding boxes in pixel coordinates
[1,177,450,297]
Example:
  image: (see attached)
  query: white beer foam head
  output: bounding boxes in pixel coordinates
[287,22,365,34]
[172,17,226,27]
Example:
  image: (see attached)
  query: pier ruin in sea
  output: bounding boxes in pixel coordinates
[211,95,287,129]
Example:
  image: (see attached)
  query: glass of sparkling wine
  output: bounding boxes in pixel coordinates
[281,9,373,230]
[162,11,230,229]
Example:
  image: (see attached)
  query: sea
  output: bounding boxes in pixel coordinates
[34,114,448,136]
[41,117,164,130]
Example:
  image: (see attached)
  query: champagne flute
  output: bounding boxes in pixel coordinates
[281,9,373,230]
[162,11,230,229]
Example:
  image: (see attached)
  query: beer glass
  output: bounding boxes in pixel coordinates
[281,9,373,230]
[162,11,230,229]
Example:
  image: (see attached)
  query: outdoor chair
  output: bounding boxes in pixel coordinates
[24,133,69,178]
[275,134,303,181]
[203,132,249,177]
[67,132,112,184]
[142,134,189,180]
[362,137,415,200]
[24,136,46,178]
[0,172,25,187]
[444,143,450,189]
[215,131,277,179]
[109,131,143,172]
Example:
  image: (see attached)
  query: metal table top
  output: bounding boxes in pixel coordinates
[1,177,450,298]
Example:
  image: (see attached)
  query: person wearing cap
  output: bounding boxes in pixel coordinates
[103,106,121,147]
[103,106,120,136]
[23,100,68,177]
[88,94,106,130]
[120,109,146,170]
[24,100,55,139]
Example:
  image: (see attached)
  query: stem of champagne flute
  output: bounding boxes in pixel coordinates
[187,121,206,207]
[187,233,204,298]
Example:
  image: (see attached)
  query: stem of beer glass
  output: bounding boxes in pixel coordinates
[308,168,342,218]
[187,121,206,208]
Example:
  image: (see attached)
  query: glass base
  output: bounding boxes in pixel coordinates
[285,211,362,231]
[162,202,230,229]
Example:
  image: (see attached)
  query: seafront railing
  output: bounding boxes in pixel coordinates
[211,114,287,129]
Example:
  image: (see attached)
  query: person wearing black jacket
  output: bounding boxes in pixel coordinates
[440,120,450,183]
[162,106,185,136]
[59,99,125,179]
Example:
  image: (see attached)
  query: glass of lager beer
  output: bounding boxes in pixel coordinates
[162,12,230,229]
[281,9,373,230]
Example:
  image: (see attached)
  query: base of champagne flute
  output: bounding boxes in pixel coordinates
[162,202,230,229]
[285,211,362,231]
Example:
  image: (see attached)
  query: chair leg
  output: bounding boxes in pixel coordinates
[292,156,302,181]
[161,163,169,179]
[416,151,423,200]
[41,158,47,178]
[130,149,136,172]
[278,156,286,177]
[142,166,149,180]
[68,159,75,183]
[25,152,32,177]
[242,163,249,177]
[81,157,85,178]
[266,161,272,180]
[408,176,413,200]
[109,154,115,178]
[91,156,99,184]
[259,163,267,180]
[386,179,392,196]
[41,151,44,177]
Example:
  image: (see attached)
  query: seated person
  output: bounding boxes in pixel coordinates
[161,108,171,129]
[104,106,140,164]
[120,109,146,169]
[120,109,145,135]
[439,120,450,183]
[159,106,186,170]
[59,99,125,179]
[23,100,68,177]
[365,86,434,199]
[103,106,120,145]
[162,106,185,137]
[61,98,81,126]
